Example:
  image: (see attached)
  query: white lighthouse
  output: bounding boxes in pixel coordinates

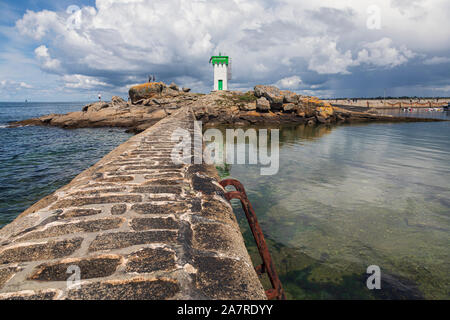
[210,54,231,91]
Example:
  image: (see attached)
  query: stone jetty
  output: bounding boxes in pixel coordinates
[0,107,265,300]
[2,83,445,300]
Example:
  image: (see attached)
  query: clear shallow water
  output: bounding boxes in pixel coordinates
[0,102,132,228]
[215,110,450,299]
[0,103,449,299]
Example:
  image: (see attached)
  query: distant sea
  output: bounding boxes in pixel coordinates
[0,102,132,227]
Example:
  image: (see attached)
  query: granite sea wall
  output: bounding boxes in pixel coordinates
[0,107,265,300]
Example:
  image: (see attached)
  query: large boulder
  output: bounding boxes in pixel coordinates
[299,97,334,118]
[129,82,165,103]
[240,102,257,111]
[254,85,284,110]
[169,82,179,91]
[162,86,181,97]
[282,103,296,113]
[281,90,299,103]
[256,97,270,112]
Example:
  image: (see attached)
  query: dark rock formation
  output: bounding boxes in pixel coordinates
[256,97,270,112]
[254,85,284,110]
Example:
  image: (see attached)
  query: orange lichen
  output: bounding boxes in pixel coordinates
[245,111,262,116]
[301,96,334,116]
[130,82,163,90]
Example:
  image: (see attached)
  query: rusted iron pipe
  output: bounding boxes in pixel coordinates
[220,179,286,300]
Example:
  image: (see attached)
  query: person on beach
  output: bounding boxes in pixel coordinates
[98,93,101,101]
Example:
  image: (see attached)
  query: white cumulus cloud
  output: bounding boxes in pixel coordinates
[275,76,302,90]
[63,74,112,90]
[7,0,450,97]
[356,38,416,68]
[34,45,62,72]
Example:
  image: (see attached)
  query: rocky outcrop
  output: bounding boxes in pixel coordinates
[9,84,201,133]
[0,107,266,300]
[256,97,270,112]
[169,82,179,91]
[9,83,444,134]
[254,85,284,110]
[10,100,168,134]
[129,82,165,104]
[281,90,300,103]
[129,82,188,104]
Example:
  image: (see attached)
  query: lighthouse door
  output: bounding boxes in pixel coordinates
[218,80,223,91]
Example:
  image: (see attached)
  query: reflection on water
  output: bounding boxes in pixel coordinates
[213,117,450,299]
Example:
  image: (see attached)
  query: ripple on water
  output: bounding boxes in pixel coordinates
[214,118,450,299]
[0,102,132,228]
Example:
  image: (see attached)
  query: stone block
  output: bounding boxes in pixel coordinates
[0,238,83,264]
[29,255,122,281]
[125,248,176,273]
[88,231,177,251]
[18,218,124,241]
[130,217,179,231]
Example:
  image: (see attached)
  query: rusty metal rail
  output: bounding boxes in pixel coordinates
[219,179,286,300]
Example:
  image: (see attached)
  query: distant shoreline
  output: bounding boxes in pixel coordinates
[326,98,449,109]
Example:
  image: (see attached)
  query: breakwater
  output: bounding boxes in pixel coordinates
[327,99,449,109]
[0,107,265,300]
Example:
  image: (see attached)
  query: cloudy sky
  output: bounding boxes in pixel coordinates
[0,0,449,101]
